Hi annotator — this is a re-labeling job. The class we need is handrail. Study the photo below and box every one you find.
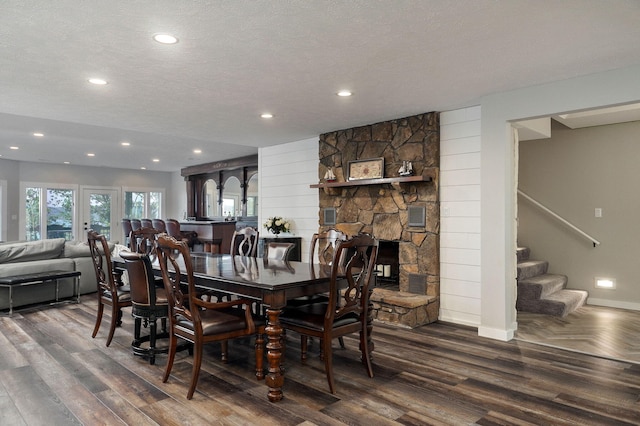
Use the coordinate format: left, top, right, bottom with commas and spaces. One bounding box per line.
518, 190, 600, 247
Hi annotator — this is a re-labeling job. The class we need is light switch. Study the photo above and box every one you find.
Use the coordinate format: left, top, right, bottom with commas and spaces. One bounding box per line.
595, 208, 602, 218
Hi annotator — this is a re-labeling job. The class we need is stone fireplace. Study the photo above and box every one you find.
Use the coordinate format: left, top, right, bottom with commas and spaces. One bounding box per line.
316, 112, 440, 327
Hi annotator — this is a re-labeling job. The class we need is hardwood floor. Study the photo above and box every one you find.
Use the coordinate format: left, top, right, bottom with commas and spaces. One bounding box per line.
1, 296, 639, 425
517, 305, 640, 365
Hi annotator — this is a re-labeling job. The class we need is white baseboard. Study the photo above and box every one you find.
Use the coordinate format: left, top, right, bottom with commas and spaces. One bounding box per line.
587, 298, 640, 311
478, 325, 515, 342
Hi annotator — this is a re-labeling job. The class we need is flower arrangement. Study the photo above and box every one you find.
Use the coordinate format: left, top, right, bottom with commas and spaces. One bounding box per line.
263, 216, 291, 235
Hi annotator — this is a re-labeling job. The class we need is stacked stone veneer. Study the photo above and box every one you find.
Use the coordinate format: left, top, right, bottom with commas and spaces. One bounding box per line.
318, 112, 440, 327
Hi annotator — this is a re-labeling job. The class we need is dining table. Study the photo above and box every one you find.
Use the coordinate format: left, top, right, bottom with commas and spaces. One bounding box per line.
116, 252, 338, 402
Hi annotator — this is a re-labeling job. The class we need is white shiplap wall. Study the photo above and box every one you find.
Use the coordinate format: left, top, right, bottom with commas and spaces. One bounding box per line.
258, 137, 319, 262
439, 106, 482, 326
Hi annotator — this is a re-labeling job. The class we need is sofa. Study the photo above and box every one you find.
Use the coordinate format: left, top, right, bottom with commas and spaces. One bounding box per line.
0, 238, 114, 311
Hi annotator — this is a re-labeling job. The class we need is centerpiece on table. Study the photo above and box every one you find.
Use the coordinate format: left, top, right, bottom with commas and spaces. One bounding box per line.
263, 216, 291, 237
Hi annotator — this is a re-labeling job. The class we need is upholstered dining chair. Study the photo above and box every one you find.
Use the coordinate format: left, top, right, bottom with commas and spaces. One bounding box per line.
266, 242, 295, 261
279, 233, 379, 394
122, 219, 133, 246
140, 218, 153, 228
155, 234, 265, 400
128, 226, 160, 255
230, 227, 259, 256
87, 230, 132, 347
151, 218, 166, 233
119, 251, 169, 365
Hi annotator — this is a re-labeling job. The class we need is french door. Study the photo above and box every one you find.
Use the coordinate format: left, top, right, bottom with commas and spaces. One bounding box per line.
80, 187, 120, 242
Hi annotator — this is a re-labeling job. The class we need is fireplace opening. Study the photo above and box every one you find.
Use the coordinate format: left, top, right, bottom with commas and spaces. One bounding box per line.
375, 240, 399, 290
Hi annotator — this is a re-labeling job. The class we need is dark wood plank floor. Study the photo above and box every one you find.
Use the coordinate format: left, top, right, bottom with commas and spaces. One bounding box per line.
1, 296, 639, 425
517, 305, 640, 365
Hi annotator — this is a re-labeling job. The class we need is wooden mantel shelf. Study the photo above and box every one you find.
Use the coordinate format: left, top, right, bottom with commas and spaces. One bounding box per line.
310, 175, 432, 189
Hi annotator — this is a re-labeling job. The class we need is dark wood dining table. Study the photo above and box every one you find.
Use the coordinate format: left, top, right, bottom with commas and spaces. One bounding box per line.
117, 252, 335, 402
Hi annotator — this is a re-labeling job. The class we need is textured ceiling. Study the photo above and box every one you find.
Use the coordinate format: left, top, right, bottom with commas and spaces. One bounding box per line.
1, 0, 640, 172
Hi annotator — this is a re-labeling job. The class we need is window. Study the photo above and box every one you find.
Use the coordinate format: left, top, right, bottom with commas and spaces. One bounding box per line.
124, 189, 163, 219
22, 184, 76, 241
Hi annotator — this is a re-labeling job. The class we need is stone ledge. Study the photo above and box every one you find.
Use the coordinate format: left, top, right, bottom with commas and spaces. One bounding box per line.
371, 288, 438, 328
371, 288, 436, 308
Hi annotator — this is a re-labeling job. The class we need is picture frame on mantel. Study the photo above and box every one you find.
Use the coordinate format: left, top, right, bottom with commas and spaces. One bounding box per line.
348, 157, 384, 180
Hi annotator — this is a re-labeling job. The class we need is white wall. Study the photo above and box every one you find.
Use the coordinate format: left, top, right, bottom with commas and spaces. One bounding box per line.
480, 63, 640, 341
439, 106, 481, 327
258, 137, 319, 262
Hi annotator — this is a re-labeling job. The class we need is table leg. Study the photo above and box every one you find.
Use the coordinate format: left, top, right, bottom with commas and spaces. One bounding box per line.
265, 307, 284, 402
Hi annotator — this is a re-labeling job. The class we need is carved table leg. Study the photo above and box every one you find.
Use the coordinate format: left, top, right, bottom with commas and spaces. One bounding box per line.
265, 307, 284, 402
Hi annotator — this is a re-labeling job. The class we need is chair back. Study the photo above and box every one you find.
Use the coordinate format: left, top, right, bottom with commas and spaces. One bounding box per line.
230, 227, 259, 256
310, 229, 348, 265
165, 219, 182, 239
122, 219, 133, 243
326, 234, 379, 328
152, 218, 166, 232
87, 230, 118, 296
266, 242, 294, 261
141, 218, 153, 228
130, 219, 142, 231
156, 234, 201, 327
129, 226, 160, 256
119, 251, 164, 308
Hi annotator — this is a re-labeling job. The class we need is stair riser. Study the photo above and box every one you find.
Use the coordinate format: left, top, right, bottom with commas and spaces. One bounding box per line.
517, 260, 548, 280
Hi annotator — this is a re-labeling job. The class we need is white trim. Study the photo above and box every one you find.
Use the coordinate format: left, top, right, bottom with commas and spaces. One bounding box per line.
478, 325, 515, 342
587, 298, 640, 312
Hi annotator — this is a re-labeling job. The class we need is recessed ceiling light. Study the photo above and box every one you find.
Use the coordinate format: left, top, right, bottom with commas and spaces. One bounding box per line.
63, 161, 70, 164
33, 132, 44, 137
193, 149, 202, 154
152, 158, 160, 162
261, 113, 274, 119
141, 167, 147, 170
337, 90, 352, 97
87, 153, 95, 157
88, 78, 108, 85
10, 146, 18, 150
153, 33, 178, 44
121, 141, 130, 146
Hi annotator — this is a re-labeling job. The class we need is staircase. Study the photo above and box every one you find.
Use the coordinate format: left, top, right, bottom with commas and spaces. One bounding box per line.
516, 247, 588, 317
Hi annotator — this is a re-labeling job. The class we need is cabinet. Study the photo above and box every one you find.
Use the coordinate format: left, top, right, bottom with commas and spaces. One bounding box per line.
258, 237, 302, 261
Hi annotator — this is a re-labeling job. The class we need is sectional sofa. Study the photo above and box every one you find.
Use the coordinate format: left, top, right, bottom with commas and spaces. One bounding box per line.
0, 238, 112, 312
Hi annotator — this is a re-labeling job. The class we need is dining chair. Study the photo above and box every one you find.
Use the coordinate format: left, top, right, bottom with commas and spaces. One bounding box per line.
151, 218, 167, 233
128, 226, 160, 255
156, 234, 265, 400
119, 251, 169, 365
279, 233, 379, 394
309, 228, 348, 267
230, 227, 259, 256
140, 218, 153, 228
122, 219, 132, 246
266, 242, 295, 261
87, 230, 132, 347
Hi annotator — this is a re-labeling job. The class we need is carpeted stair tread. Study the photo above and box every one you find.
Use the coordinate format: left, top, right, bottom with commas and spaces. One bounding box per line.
518, 274, 567, 299
516, 246, 588, 317
516, 247, 530, 262
517, 259, 548, 280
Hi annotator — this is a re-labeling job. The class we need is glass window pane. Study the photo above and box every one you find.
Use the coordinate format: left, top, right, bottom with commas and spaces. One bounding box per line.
149, 192, 161, 219
90, 193, 112, 240
25, 187, 41, 241
125, 191, 145, 218
47, 189, 74, 240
